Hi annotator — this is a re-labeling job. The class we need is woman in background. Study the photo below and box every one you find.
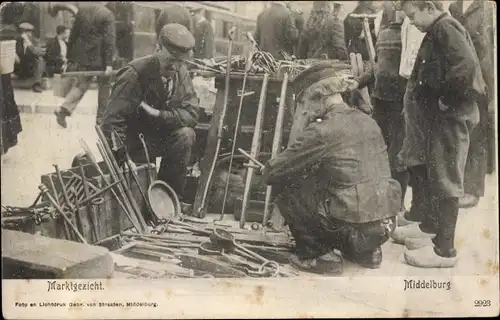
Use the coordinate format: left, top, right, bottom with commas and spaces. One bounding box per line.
1, 3, 24, 156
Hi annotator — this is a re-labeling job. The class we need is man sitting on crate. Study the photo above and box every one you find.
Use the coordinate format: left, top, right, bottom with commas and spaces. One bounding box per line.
14, 22, 46, 93
261, 62, 401, 275
100, 23, 199, 206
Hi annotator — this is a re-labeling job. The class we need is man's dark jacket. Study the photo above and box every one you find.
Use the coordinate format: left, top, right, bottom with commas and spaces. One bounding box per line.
67, 3, 116, 69
448, 0, 494, 97
254, 3, 299, 59
102, 54, 199, 147
155, 5, 192, 38
44, 36, 65, 75
263, 102, 401, 223
298, 15, 348, 60
193, 19, 215, 59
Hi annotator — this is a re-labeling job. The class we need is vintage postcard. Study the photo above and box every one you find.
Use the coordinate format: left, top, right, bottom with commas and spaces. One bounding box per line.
1, 1, 498, 318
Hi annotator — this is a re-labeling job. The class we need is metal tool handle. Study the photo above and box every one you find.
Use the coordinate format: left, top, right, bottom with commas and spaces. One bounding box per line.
238, 148, 265, 169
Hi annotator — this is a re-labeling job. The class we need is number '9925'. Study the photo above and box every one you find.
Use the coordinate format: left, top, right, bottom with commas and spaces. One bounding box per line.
474, 300, 491, 307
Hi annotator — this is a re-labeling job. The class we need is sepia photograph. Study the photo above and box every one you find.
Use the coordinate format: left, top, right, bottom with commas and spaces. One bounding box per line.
1, 1, 498, 318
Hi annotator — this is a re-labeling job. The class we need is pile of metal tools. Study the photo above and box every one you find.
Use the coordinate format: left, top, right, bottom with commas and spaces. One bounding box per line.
117, 219, 297, 278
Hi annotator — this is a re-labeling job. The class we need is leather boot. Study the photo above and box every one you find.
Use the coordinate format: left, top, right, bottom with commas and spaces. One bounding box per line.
289, 251, 343, 275
343, 247, 383, 269
54, 107, 70, 128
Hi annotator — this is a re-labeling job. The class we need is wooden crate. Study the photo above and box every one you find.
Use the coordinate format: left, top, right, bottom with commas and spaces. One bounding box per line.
39, 162, 156, 244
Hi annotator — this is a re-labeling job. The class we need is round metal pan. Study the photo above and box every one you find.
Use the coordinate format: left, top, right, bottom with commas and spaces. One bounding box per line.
147, 180, 181, 221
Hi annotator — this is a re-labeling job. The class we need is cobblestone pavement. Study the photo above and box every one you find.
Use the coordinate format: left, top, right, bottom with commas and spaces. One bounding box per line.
1, 113, 498, 279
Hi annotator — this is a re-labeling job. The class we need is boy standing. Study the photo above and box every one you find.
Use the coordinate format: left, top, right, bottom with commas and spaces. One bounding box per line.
392, 1, 486, 268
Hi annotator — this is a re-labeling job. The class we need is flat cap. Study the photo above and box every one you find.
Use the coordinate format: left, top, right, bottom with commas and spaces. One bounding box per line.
159, 23, 195, 58
293, 61, 353, 98
190, 7, 204, 14
18, 22, 35, 31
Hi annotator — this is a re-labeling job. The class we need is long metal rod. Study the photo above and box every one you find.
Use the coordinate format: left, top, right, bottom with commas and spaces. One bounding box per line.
238, 148, 265, 169
217, 70, 250, 222
78, 163, 99, 241
239, 73, 270, 228
54, 165, 77, 240
112, 131, 154, 218
262, 71, 290, 226
79, 138, 144, 233
38, 185, 87, 244
49, 174, 71, 240
95, 126, 148, 231
96, 140, 146, 233
196, 27, 237, 218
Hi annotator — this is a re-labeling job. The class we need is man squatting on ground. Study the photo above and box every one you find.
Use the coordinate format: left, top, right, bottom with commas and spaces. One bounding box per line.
391, 1, 486, 268
261, 62, 402, 275
100, 23, 199, 206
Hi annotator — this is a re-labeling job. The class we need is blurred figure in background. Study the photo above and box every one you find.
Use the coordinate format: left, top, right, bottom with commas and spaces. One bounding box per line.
44, 25, 69, 77
254, 1, 299, 59
1, 2, 24, 156
155, 3, 192, 43
344, 1, 385, 61
52, 2, 116, 128
297, 1, 348, 60
449, 0, 496, 208
354, 3, 409, 211
286, 1, 305, 57
13, 22, 46, 93
191, 7, 214, 59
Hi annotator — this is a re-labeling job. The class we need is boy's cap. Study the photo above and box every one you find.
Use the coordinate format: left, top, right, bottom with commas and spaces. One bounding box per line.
293, 61, 353, 98
159, 23, 195, 58
19, 22, 35, 31
190, 7, 203, 14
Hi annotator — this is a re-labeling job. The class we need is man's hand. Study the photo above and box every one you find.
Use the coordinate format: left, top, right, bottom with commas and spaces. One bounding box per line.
104, 66, 113, 76
345, 78, 360, 91
438, 98, 450, 112
33, 45, 46, 56
140, 101, 161, 117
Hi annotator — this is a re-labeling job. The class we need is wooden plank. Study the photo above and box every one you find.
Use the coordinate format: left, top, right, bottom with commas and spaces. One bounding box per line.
1, 230, 114, 279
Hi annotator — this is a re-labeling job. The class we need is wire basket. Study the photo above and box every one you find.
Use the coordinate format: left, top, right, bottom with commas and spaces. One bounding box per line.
0, 40, 16, 75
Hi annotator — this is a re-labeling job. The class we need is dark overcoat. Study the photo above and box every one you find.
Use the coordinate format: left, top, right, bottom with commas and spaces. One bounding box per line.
193, 19, 215, 59
263, 102, 401, 224
67, 3, 115, 69
298, 15, 348, 60
449, 0, 495, 101
254, 3, 299, 59
400, 13, 485, 198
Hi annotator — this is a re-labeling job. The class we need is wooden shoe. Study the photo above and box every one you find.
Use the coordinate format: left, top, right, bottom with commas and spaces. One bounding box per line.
391, 223, 435, 245
405, 237, 433, 250
397, 210, 419, 227
458, 194, 479, 208
404, 246, 457, 268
